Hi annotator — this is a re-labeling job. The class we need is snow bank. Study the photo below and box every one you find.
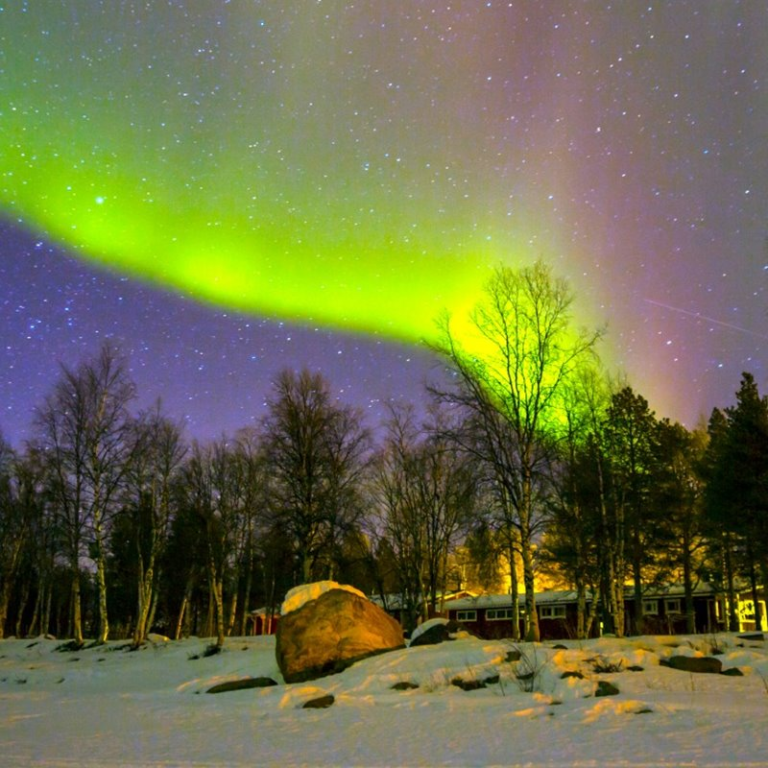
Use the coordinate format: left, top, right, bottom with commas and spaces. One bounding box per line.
2, 632, 767, 767
280, 580, 367, 616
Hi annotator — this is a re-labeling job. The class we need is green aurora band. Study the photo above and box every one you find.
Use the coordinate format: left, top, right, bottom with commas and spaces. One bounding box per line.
1, 3, 574, 351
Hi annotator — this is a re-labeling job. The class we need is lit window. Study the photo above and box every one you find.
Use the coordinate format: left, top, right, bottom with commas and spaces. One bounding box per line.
456, 610, 477, 622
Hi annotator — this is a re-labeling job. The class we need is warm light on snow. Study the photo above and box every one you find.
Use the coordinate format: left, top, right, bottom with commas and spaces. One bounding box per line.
280, 580, 367, 616
1, 633, 767, 766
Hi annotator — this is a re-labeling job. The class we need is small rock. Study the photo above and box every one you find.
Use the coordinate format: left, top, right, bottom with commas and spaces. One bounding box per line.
626, 665, 644, 672
560, 670, 584, 679
451, 677, 485, 691
483, 674, 500, 685
505, 649, 522, 662
206, 677, 278, 694
391, 681, 419, 690
595, 680, 620, 697
551, 644, 568, 650
303, 694, 335, 709
737, 632, 764, 641
720, 667, 744, 677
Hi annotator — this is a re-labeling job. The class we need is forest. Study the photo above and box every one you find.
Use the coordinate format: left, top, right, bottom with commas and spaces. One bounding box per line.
1, 262, 767, 647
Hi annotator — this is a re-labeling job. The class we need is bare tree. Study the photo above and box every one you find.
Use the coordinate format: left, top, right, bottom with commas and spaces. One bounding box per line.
36, 343, 136, 644
431, 262, 602, 640
125, 404, 186, 646
0, 432, 27, 638
262, 368, 371, 583
371, 404, 477, 630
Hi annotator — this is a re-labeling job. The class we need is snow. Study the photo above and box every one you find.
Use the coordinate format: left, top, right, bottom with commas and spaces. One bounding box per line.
280, 580, 367, 616
1, 632, 767, 766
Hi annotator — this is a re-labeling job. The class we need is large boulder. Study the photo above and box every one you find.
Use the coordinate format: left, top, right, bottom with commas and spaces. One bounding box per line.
276, 583, 405, 683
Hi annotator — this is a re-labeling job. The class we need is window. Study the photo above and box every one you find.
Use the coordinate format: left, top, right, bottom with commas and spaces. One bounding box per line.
486, 608, 515, 621
539, 605, 566, 619
665, 599, 682, 615
642, 600, 659, 615
456, 610, 477, 622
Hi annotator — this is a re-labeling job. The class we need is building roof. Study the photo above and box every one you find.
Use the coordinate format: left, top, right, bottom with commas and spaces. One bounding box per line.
447, 583, 724, 612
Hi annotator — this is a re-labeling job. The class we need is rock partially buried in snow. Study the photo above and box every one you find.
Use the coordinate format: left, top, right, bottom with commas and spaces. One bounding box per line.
276, 582, 405, 683
660, 655, 722, 674
409, 618, 466, 647
206, 677, 278, 694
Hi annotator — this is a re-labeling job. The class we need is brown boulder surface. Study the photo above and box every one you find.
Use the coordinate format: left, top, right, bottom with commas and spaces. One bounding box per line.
276, 588, 405, 683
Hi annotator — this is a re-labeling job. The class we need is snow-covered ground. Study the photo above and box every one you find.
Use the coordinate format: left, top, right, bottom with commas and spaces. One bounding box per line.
1, 631, 767, 767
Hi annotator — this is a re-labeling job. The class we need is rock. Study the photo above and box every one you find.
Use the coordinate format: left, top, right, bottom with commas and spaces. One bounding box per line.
626, 665, 645, 672
276, 585, 405, 683
660, 655, 722, 674
483, 674, 500, 685
451, 677, 486, 691
206, 677, 278, 694
720, 667, 744, 677
560, 670, 584, 679
303, 694, 335, 709
391, 681, 419, 690
551, 644, 568, 650
505, 649, 522, 662
595, 680, 620, 697
737, 632, 764, 641
409, 619, 464, 647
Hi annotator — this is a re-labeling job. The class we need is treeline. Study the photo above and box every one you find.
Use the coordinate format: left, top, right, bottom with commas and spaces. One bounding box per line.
1, 262, 766, 646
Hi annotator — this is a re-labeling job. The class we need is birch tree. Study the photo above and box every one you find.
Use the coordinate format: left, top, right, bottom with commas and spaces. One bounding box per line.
432, 261, 602, 641
125, 405, 186, 647
36, 343, 136, 644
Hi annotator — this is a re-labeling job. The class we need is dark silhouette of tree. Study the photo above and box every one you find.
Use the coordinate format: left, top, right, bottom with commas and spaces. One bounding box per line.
262, 368, 371, 583
604, 386, 660, 635
35, 343, 136, 645
653, 420, 708, 633
123, 405, 186, 646
704, 372, 768, 631
371, 404, 477, 630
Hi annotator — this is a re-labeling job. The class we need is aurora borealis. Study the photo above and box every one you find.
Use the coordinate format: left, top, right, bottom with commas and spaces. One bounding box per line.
1, 1, 767, 442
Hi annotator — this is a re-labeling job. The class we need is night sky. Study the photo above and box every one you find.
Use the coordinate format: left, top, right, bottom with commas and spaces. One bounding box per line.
1, 1, 767, 446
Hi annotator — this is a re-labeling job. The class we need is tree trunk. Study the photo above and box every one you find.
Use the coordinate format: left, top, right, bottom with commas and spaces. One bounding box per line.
683, 534, 695, 634
93, 520, 110, 643
631, 553, 644, 636
507, 537, 520, 641
133, 563, 154, 647
175, 574, 195, 640
520, 473, 539, 642
240, 548, 254, 637
226, 591, 238, 637
723, 535, 739, 632
211, 574, 226, 648
70, 560, 84, 646
0, 578, 11, 639
576, 581, 587, 640
15, 579, 30, 637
